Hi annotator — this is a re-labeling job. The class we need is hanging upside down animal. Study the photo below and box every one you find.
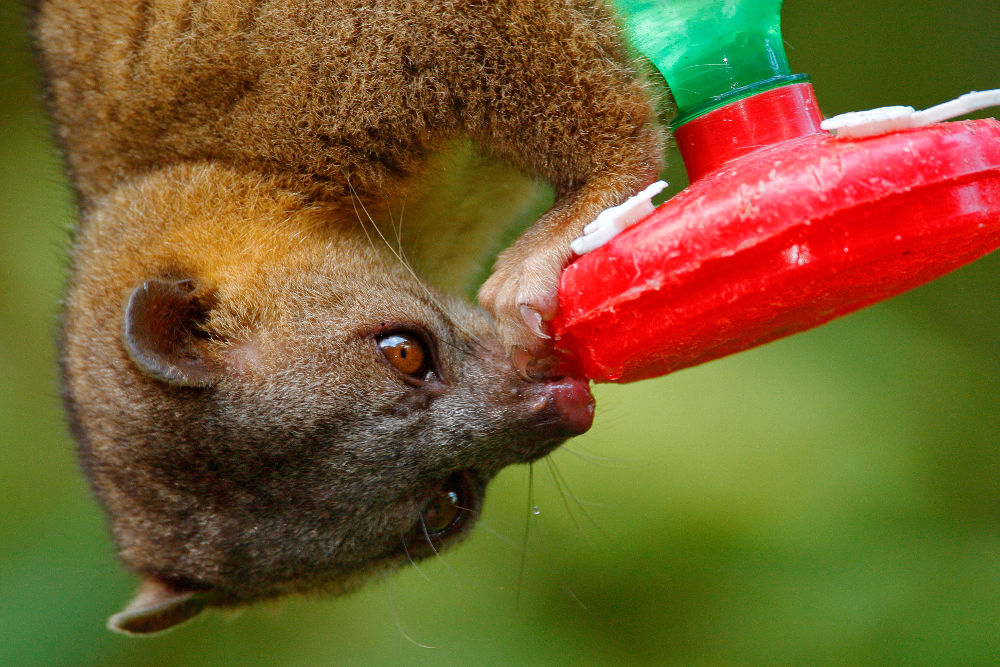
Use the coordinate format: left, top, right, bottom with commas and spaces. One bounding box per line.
33, 0, 664, 634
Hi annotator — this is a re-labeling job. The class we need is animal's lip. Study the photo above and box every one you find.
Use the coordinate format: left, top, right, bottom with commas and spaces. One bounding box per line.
400, 469, 481, 559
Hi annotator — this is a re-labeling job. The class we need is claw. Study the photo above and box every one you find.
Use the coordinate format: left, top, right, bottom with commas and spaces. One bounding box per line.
519, 304, 551, 339
511, 346, 538, 381
510, 345, 557, 382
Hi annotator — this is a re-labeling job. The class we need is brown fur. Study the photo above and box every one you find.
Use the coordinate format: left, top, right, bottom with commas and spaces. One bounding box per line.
34, 0, 664, 633
36, 0, 663, 354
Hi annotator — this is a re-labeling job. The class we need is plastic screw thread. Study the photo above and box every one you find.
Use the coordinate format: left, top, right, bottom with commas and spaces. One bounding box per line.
615, 0, 808, 126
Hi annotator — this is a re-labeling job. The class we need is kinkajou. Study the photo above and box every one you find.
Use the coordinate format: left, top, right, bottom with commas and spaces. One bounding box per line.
33, 0, 663, 634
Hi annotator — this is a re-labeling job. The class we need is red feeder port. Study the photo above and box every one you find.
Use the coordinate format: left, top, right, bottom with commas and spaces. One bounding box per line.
553, 92, 1000, 383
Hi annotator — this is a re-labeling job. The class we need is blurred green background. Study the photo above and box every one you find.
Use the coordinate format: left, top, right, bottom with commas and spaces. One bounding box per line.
2, 0, 998, 664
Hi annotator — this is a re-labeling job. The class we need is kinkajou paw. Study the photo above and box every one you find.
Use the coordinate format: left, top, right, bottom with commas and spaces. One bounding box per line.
481, 177, 667, 378
478, 249, 566, 378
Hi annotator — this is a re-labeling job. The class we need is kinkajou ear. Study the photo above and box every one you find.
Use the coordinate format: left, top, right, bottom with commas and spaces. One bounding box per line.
107, 577, 209, 636
123, 278, 220, 387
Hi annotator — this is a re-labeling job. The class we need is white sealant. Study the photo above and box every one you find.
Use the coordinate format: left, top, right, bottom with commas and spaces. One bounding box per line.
571, 180, 668, 255
821, 89, 1000, 139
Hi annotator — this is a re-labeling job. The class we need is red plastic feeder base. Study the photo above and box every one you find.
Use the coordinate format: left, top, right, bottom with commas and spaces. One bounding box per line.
554, 118, 1000, 383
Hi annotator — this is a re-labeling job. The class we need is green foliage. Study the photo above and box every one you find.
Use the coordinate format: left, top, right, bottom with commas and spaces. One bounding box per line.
2, 0, 997, 663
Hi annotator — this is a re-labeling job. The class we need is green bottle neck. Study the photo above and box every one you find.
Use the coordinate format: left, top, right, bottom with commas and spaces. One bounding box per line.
615, 0, 808, 127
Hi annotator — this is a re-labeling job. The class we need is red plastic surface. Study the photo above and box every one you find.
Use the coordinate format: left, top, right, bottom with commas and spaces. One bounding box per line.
554, 118, 1000, 383
674, 83, 824, 182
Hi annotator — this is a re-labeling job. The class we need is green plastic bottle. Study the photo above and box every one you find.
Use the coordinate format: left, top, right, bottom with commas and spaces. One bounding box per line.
615, 0, 808, 126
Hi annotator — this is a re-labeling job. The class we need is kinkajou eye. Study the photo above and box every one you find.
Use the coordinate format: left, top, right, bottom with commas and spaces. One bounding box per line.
421, 486, 462, 535
376, 330, 438, 382
404, 471, 478, 557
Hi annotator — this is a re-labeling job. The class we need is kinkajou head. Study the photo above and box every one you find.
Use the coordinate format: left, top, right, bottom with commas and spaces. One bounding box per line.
62, 165, 594, 634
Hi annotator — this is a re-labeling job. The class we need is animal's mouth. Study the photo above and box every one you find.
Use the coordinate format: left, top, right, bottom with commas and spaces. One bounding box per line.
401, 469, 481, 559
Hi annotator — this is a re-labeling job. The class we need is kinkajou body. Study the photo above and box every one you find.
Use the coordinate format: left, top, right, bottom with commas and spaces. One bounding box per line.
33, 0, 663, 633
